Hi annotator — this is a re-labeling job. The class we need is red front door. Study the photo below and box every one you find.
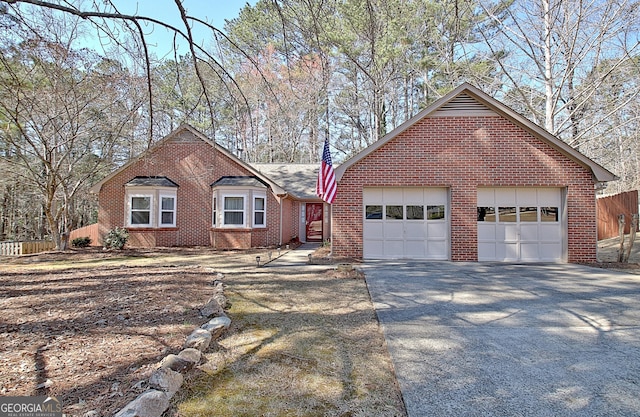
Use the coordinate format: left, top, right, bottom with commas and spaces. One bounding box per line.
306, 203, 323, 242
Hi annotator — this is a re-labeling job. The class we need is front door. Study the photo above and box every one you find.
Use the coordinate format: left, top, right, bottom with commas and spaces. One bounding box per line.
306, 203, 323, 242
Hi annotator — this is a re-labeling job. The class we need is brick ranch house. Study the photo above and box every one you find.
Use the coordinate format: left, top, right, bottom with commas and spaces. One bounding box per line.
91, 83, 616, 262
90, 124, 329, 249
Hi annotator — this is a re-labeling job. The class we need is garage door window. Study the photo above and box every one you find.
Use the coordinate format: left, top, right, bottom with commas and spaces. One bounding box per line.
541, 207, 559, 222
498, 207, 517, 222
386, 205, 403, 220
478, 206, 560, 223
519, 207, 537, 222
406, 205, 424, 220
368, 204, 446, 221
366, 205, 383, 219
477, 207, 496, 222
427, 205, 445, 220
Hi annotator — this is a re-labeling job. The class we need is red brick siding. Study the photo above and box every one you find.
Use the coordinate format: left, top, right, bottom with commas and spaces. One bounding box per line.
333, 116, 597, 262
97, 130, 287, 248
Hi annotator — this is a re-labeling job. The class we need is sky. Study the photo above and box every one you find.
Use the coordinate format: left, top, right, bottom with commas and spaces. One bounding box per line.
100, 0, 256, 58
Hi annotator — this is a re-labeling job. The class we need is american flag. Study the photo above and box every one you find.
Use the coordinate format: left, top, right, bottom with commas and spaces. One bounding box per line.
316, 138, 337, 204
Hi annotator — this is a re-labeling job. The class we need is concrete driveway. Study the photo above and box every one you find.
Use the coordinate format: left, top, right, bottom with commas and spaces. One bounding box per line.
364, 262, 640, 417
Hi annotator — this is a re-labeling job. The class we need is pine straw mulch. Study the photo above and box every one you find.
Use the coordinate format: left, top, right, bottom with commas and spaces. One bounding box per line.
0, 248, 234, 417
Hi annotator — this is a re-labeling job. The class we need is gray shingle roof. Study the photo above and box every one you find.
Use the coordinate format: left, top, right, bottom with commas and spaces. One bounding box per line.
125, 176, 179, 187
252, 164, 320, 200
211, 176, 268, 188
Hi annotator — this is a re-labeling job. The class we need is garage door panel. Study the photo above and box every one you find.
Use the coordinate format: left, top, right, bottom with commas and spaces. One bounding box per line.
364, 240, 384, 258
520, 243, 540, 261
495, 188, 516, 205
428, 222, 447, 239
520, 224, 539, 241
428, 241, 448, 258
405, 223, 427, 239
478, 224, 496, 240
478, 242, 496, 261
385, 222, 404, 239
539, 224, 562, 241
364, 222, 383, 238
363, 188, 383, 204
537, 188, 561, 205
405, 241, 426, 258
384, 240, 404, 258
540, 243, 562, 260
497, 242, 519, 261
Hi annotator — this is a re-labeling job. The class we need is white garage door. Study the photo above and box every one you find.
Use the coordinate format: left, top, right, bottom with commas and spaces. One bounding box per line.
477, 188, 564, 262
363, 188, 449, 259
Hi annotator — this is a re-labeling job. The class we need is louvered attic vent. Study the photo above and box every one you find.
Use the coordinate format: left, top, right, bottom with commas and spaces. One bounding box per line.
433, 93, 496, 117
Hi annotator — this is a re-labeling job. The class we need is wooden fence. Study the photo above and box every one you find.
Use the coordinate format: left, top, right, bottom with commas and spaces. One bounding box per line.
597, 190, 639, 240
69, 223, 101, 246
0, 240, 56, 256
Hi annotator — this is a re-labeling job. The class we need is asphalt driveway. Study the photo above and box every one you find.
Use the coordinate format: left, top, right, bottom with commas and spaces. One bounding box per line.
364, 262, 640, 417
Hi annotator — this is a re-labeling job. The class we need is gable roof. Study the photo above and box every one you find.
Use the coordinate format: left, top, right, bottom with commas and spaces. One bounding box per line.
334, 83, 617, 183
89, 124, 286, 196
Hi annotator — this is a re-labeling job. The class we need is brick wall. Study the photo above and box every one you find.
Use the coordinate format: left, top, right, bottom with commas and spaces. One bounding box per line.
97, 129, 290, 248
333, 115, 597, 262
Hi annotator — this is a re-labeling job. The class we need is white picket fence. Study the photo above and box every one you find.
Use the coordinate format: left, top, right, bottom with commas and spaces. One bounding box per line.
0, 240, 56, 256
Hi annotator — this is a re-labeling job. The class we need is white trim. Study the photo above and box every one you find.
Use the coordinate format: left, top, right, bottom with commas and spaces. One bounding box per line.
128, 194, 153, 227
159, 193, 177, 227
253, 192, 267, 228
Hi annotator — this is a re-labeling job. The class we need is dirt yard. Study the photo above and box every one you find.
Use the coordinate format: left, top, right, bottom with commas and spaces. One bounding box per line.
0, 248, 257, 416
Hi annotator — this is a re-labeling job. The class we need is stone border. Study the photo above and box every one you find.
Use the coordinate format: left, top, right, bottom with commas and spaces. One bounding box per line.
113, 272, 230, 417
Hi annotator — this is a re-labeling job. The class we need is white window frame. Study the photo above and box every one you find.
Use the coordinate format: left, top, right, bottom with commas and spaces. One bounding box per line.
159, 193, 177, 227
222, 194, 247, 228
128, 194, 153, 227
126, 187, 177, 228
253, 193, 266, 228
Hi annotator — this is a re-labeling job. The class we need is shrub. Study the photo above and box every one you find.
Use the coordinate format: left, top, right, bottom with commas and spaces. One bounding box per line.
71, 236, 92, 248
103, 227, 129, 250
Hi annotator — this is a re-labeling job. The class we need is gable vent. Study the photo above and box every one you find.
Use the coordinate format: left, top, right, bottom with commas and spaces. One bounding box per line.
432, 93, 497, 117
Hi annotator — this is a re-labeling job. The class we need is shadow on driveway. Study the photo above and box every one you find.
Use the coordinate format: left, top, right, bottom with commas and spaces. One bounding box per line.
364, 262, 640, 417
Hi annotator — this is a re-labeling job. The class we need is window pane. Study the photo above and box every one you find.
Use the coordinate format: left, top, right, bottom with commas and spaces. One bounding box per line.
519, 207, 538, 222
225, 197, 244, 210
406, 205, 424, 220
255, 197, 265, 211
161, 197, 174, 210
132, 197, 150, 210
131, 211, 150, 225
161, 212, 174, 225
386, 205, 403, 220
477, 207, 496, 222
427, 205, 445, 220
365, 205, 382, 219
254, 212, 264, 225
224, 211, 244, 225
498, 207, 517, 222
541, 207, 559, 222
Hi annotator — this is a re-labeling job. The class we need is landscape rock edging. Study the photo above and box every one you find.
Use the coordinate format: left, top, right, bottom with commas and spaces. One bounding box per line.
112, 271, 230, 417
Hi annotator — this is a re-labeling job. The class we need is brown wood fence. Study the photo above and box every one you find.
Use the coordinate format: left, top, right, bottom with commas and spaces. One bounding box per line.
0, 240, 56, 256
69, 223, 101, 246
597, 190, 639, 240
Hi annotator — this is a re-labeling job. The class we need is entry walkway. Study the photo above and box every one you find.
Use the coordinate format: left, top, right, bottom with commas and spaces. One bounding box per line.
264, 242, 321, 267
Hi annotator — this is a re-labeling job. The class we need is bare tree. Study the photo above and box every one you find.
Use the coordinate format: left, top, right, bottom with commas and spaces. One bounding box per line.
479, 0, 640, 144
0, 9, 145, 249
